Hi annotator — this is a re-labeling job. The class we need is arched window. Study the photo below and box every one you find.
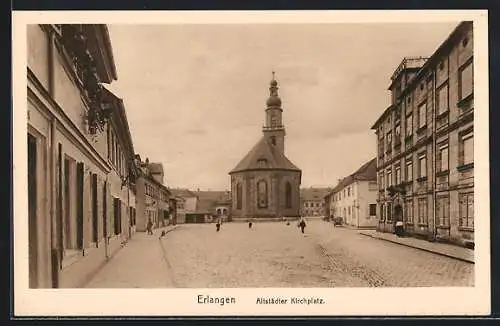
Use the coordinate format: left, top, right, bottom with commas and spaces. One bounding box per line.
257, 179, 268, 208
236, 183, 242, 210
285, 181, 292, 208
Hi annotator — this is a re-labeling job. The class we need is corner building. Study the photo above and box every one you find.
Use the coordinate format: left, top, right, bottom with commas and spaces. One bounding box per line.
371, 21, 474, 247
229, 74, 302, 220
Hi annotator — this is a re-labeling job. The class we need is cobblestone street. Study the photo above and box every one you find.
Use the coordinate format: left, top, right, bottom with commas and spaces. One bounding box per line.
159, 220, 474, 288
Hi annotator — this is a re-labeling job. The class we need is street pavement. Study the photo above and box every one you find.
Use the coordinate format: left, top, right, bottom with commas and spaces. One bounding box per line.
161, 220, 474, 288
84, 220, 474, 288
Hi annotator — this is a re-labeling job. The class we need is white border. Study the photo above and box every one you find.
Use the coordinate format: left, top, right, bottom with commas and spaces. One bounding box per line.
12, 10, 490, 316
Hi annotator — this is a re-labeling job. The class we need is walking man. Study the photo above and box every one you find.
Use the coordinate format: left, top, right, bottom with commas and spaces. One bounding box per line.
298, 217, 306, 234
147, 217, 153, 235
216, 218, 221, 232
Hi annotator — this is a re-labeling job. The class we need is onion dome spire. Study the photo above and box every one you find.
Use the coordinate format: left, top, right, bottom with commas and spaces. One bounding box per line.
266, 71, 282, 107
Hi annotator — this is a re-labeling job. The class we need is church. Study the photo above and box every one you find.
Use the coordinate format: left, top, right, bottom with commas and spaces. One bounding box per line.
229, 73, 302, 220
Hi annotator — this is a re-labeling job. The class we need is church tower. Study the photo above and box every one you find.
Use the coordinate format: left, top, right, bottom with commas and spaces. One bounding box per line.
263, 72, 286, 154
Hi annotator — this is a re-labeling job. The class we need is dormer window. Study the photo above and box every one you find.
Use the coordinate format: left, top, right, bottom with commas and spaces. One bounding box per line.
257, 158, 268, 168
462, 37, 469, 47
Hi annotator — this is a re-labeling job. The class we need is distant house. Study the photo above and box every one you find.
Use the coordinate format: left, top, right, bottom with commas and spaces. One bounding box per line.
170, 188, 197, 224
300, 187, 332, 217
192, 190, 232, 222
325, 158, 378, 229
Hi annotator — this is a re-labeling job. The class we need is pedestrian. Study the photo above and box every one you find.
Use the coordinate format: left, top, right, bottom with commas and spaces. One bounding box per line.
299, 218, 306, 234
248, 221, 253, 228
158, 230, 166, 240
147, 218, 153, 235
216, 218, 221, 232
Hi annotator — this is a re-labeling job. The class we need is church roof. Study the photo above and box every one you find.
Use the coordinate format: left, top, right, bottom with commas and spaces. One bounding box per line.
229, 137, 301, 174
300, 187, 332, 201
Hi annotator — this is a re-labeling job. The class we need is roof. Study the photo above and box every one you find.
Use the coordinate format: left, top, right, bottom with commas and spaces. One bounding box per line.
148, 162, 164, 175
101, 87, 135, 160
371, 21, 472, 129
327, 158, 377, 197
193, 190, 232, 214
170, 188, 198, 198
300, 188, 332, 201
229, 137, 301, 174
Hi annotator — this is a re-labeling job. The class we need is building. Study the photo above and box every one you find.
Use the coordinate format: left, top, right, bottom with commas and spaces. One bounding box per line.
300, 187, 331, 217
170, 188, 198, 224
134, 156, 172, 231
229, 73, 302, 220
371, 21, 474, 247
192, 190, 232, 222
27, 24, 140, 288
325, 159, 378, 228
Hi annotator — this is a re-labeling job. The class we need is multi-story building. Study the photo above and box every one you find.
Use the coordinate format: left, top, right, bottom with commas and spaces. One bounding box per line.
27, 24, 139, 288
300, 187, 331, 217
371, 21, 474, 248
325, 159, 378, 228
134, 156, 172, 231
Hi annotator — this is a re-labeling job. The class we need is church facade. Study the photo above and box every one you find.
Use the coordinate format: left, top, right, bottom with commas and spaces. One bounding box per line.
229, 74, 302, 220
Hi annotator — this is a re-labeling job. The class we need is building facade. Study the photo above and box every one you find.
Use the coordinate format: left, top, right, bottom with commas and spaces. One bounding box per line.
134, 156, 172, 231
229, 74, 302, 220
371, 21, 474, 247
27, 24, 139, 288
326, 159, 378, 229
300, 188, 331, 217
171, 188, 198, 224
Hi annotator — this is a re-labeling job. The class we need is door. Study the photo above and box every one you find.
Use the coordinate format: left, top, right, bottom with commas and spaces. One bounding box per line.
28, 133, 38, 288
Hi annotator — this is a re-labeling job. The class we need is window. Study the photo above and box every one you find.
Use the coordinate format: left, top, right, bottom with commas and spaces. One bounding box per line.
347, 187, 351, 196
459, 131, 474, 166
418, 102, 427, 128
406, 160, 413, 181
369, 204, 376, 216
257, 180, 268, 208
436, 196, 450, 227
418, 153, 427, 179
417, 197, 428, 225
379, 172, 385, 190
386, 169, 392, 187
348, 206, 351, 215
386, 203, 392, 222
379, 204, 385, 221
395, 124, 401, 144
405, 200, 414, 224
386, 131, 392, 150
437, 84, 449, 115
459, 193, 474, 228
285, 182, 292, 209
257, 158, 268, 168
406, 114, 413, 136
395, 165, 401, 185
437, 144, 449, 172
459, 62, 473, 100
271, 136, 276, 146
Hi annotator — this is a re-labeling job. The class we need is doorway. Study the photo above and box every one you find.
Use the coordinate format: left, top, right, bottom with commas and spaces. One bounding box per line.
28, 133, 38, 288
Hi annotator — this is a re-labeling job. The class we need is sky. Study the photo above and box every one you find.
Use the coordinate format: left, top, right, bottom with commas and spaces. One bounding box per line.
105, 22, 459, 191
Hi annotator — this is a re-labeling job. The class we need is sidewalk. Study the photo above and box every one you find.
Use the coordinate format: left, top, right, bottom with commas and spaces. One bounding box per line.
358, 229, 474, 264
83, 225, 179, 288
